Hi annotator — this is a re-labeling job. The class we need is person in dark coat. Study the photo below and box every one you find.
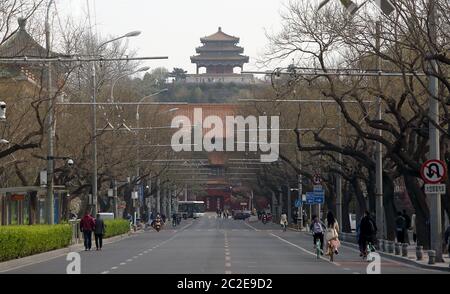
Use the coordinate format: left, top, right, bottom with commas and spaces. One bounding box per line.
402, 210, 411, 244
80, 212, 95, 251
445, 225, 450, 258
358, 211, 377, 256
94, 214, 106, 250
395, 211, 406, 243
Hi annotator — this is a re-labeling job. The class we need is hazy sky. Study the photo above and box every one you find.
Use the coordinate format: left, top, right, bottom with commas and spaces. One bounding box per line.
57, 0, 289, 74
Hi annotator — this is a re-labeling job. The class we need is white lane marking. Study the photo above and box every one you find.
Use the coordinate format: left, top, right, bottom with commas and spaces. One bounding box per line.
225, 256, 231, 261
225, 263, 231, 267
353, 272, 360, 274
139, 253, 143, 256
225, 252, 230, 256
270, 233, 341, 267
244, 222, 260, 231
225, 270, 232, 274
120, 262, 126, 265
101, 271, 109, 274
144, 251, 148, 253
111, 266, 118, 270
133, 256, 138, 259
344, 268, 350, 271
127, 259, 133, 262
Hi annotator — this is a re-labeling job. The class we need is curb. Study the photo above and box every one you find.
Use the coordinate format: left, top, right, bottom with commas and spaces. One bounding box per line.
339, 240, 450, 273
0, 231, 134, 273
290, 230, 450, 272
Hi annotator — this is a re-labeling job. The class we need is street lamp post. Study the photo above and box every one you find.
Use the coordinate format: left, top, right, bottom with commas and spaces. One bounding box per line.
91, 31, 141, 215
135, 88, 171, 178
110, 66, 150, 102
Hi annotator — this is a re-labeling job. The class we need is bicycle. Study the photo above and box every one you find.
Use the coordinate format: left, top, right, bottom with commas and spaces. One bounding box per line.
281, 222, 287, 232
172, 219, 177, 228
362, 242, 376, 261
314, 238, 322, 259
327, 241, 334, 262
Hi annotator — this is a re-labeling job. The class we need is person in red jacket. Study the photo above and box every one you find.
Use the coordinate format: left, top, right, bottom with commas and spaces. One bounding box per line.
80, 212, 95, 251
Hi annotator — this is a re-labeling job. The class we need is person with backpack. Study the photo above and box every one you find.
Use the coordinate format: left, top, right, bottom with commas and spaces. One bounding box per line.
310, 215, 326, 255
358, 211, 377, 257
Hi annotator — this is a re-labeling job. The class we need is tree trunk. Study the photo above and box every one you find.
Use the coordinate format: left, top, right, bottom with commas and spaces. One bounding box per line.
351, 175, 366, 222
404, 174, 430, 249
342, 181, 352, 233
383, 173, 397, 241
28, 191, 38, 225
366, 169, 376, 215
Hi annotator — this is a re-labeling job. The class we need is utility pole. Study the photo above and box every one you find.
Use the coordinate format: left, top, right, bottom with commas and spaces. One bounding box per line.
287, 182, 291, 224
298, 173, 303, 230
156, 177, 161, 214
336, 111, 343, 230
428, 0, 443, 262
45, 1, 54, 225
113, 179, 118, 218
375, 20, 385, 240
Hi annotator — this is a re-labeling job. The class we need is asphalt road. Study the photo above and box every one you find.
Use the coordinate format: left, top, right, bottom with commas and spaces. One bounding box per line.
3, 213, 447, 274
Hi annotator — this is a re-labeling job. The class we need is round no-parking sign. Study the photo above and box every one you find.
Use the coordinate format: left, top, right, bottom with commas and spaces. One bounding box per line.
420, 159, 447, 184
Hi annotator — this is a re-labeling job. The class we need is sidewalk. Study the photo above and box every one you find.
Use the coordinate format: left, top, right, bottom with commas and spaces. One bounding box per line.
0, 229, 138, 273
287, 226, 449, 272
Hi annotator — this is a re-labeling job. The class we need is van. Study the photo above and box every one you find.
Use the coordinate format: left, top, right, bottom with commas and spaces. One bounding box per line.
97, 212, 114, 220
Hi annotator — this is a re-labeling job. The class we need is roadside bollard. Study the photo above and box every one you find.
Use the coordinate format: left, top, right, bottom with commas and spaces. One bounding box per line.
387, 241, 394, 253
395, 243, 401, 255
381, 240, 386, 252
378, 239, 383, 251
416, 246, 423, 260
401, 243, 408, 257
428, 250, 436, 265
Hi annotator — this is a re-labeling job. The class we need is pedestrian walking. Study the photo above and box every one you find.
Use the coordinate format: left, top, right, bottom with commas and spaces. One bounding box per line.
395, 211, 406, 243
445, 224, 450, 258
402, 209, 411, 244
280, 212, 288, 231
411, 213, 417, 243
94, 214, 106, 251
80, 211, 95, 251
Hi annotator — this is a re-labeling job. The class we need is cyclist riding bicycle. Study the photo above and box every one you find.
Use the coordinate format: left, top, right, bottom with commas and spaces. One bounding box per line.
310, 215, 326, 255
358, 210, 377, 258
280, 212, 288, 232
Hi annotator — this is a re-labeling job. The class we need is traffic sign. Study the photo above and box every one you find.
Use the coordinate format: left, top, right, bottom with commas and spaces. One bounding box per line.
295, 198, 302, 207
313, 185, 323, 192
306, 192, 315, 204
420, 160, 447, 184
424, 184, 446, 194
306, 191, 324, 204
313, 174, 322, 185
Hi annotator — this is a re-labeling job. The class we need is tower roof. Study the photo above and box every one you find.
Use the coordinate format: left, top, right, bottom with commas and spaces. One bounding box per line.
0, 18, 50, 58
200, 27, 239, 43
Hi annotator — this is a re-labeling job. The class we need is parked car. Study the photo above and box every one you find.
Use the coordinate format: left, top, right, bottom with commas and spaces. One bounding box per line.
233, 210, 250, 220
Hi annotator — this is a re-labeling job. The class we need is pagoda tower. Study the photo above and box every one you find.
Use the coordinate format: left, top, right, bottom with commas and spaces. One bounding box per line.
190, 27, 249, 75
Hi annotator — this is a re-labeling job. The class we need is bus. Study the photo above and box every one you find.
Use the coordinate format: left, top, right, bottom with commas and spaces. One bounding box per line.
178, 201, 205, 219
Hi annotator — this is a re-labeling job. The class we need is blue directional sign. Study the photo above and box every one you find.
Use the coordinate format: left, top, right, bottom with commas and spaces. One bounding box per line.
313, 185, 324, 192
306, 191, 324, 204
295, 198, 302, 207
306, 192, 315, 204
